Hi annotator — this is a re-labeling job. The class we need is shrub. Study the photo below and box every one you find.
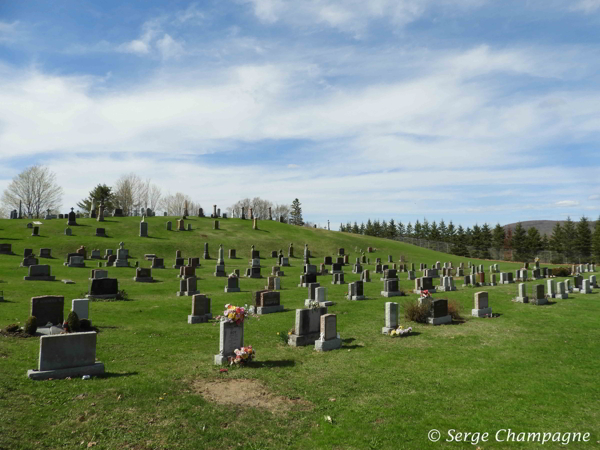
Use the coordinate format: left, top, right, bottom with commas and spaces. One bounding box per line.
404, 300, 429, 323
4, 323, 20, 333
79, 319, 92, 331
448, 300, 462, 320
116, 289, 129, 301
66, 311, 80, 333
552, 267, 571, 277
24, 316, 37, 335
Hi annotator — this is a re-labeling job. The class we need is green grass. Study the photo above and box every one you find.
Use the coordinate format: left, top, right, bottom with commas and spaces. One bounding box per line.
0, 216, 598, 450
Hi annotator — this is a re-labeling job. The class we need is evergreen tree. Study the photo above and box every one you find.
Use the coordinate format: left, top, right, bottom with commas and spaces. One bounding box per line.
406, 222, 413, 237
504, 228, 513, 250
373, 219, 382, 237
414, 220, 422, 238
290, 199, 304, 226
549, 223, 563, 254
526, 227, 542, 259
429, 221, 440, 241
480, 223, 492, 259
380, 220, 388, 238
339, 223, 345, 232
359, 222, 366, 235
77, 184, 115, 214
464, 227, 473, 247
491, 223, 506, 252
562, 217, 577, 262
422, 218, 430, 239
352, 222, 360, 234
592, 216, 600, 262
451, 225, 469, 256
447, 221, 456, 243
397, 221, 405, 237
541, 234, 549, 251
388, 219, 397, 239
439, 219, 448, 241
575, 216, 592, 261
471, 224, 482, 257
346, 221, 352, 233
511, 223, 527, 261
365, 219, 374, 236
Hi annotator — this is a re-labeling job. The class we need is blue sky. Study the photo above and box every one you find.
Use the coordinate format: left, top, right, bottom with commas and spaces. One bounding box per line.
1, 0, 600, 228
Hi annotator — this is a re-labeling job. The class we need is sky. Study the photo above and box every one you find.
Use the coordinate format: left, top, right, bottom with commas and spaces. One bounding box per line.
1, 0, 600, 229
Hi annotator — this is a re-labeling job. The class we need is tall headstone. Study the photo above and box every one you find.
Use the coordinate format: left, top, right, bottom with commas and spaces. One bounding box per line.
381, 302, 398, 334
315, 314, 342, 352
472, 291, 492, 317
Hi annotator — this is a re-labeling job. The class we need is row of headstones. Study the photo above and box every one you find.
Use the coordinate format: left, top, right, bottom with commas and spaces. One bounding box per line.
515, 277, 597, 303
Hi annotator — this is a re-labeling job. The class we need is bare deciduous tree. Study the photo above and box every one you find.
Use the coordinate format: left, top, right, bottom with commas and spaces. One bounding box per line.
160, 192, 199, 216
1, 165, 63, 218
113, 173, 147, 215
148, 183, 162, 211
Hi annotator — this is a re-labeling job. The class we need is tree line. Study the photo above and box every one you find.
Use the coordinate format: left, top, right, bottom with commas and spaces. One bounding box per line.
340, 217, 600, 263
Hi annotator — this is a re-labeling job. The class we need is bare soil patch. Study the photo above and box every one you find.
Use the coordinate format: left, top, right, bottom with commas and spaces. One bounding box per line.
193, 378, 312, 413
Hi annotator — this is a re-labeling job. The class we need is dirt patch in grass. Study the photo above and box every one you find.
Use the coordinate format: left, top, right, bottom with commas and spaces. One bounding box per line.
0, 330, 36, 339
193, 378, 312, 413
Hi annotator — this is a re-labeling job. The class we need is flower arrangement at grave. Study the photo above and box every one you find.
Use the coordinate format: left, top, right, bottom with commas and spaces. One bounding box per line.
307, 299, 320, 310
420, 290, 432, 299
230, 346, 255, 365
216, 304, 248, 325
389, 325, 413, 337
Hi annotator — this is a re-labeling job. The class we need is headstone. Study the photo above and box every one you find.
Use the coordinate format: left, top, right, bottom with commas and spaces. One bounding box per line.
95, 228, 106, 237
580, 279, 592, 294
472, 291, 492, 317
361, 269, 371, 282
556, 281, 568, 299
427, 299, 452, 325
288, 243, 294, 258
133, 267, 153, 282
177, 276, 199, 296
32, 226, 40, 237
87, 278, 119, 299
177, 219, 185, 231
113, 208, 124, 217
253, 290, 283, 314
214, 321, 244, 365
214, 220, 219, 230
67, 208, 77, 226
331, 273, 345, 285
72, 299, 89, 321
139, 221, 148, 237
315, 314, 342, 352
31, 295, 63, 325
27, 332, 104, 380
24, 264, 55, 281
381, 278, 402, 297
65, 228, 72, 236
224, 274, 241, 293
203, 243, 210, 259
381, 302, 398, 334
188, 294, 212, 324
515, 283, 529, 303
348, 280, 365, 301
532, 284, 548, 304
20, 255, 39, 267
229, 249, 236, 259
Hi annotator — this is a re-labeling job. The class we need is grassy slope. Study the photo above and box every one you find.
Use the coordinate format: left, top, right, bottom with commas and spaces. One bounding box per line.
0, 216, 598, 450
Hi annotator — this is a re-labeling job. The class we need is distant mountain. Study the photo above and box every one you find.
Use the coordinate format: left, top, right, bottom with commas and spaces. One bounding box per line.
503, 220, 596, 236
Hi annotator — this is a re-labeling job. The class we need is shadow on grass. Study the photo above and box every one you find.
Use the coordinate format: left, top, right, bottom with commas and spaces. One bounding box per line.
145, 236, 166, 240
251, 360, 295, 369
100, 371, 138, 379
0, 237, 23, 241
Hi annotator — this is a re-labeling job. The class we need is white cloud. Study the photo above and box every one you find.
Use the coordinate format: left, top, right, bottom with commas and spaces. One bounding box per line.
589, 194, 600, 200
156, 34, 185, 60
571, 0, 600, 13
175, 3, 205, 24
0, 21, 20, 44
116, 19, 160, 55
555, 200, 580, 207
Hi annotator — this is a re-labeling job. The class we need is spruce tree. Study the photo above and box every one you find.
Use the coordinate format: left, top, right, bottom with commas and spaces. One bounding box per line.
359, 222, 366, 235
526, 227, 542, 260
575, 216, 592, 261
511, 223, 527, 261
352, 222, 360, 234
491, 223, 506, 252
388, 219, 397, 239
562, 217, 577, 262
290, 199, 304, 226
591, 216, 600, 262
549, 223, 563, 254
439, 219, 448, 241
397, 221, 405, 237
406, 222, 413, 237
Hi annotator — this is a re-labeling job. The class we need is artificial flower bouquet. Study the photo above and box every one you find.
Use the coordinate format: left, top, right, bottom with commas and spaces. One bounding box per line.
216, 304, 248, 325
389, 326, 413, 337
230, 346, 255, 365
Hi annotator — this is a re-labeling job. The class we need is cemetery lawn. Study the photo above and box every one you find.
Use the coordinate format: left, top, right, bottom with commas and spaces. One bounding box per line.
0, 217, 599, 450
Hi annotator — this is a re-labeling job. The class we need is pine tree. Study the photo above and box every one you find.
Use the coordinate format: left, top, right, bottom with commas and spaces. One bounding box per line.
388, 219, 397, 239
380, 220, 388, 238
290, 199, 304, 226
592, 216, 600, 262
480, 223, 492, 259
346, 221, 352, 233
541, 234, 549, 251
414, 220, 422, 238
504, 228, 513, 250
359, 222, 366, 235
422, 218, 430, 239
352, 222, 360, 234
339, 223, 345, 232
562, 217, 577, 262
512, 223, 527, 261
397, 221, 405, 237
575, 216, 592, 261
491, 223, 505, 252
549, 223, 563, 253
373, 220, 382, 237
365, 219, 374, 236
429, 221, 440, 241
439, 219, 448, 241
77, 184, 115, 214
451, 225, 469, 256
406, 222, 413, 237
526, 227, 542, 260
447, 221, 456, 243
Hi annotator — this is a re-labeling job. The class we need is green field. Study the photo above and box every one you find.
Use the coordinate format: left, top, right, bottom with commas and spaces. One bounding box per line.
0, 216, 598, 450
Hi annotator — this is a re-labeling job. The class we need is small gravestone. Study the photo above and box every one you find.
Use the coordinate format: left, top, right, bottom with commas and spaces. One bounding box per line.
65, 228, 72, 236
203, 243, 210, 260
64, 255, 85, 268
532, 284, 547, 304
288, 306, 328, 346
547, 279, 557, 298
179, 266, 196, 279
89, 269, 107, 280
32, 226, 40, 237
214, 321, 244, 365
166, 221, 172, 231
229, 249, 236, 259
151, 257, 165, 269
106, 254, 116, 267
280, 257, 290, 267
72, 299, 90, 322
113, 208, 124, 217
188, 294, 212, 324
515, 283, 529, 303
214, 220, 219, 230
381, 302, 398, 334
24, 265, 55, 281
31, 295, 64, 325
472, 291, 492, 317
95, 228, 106, 237
140, 221, 148, 237
87, 278, 119, 299
427, 299, 452, 325
27, 332, 104, 380
225, 273, 241, 293
187, 224, 192, 231
361, 269, 371, 283
381, 278, 402, 297
331, 273, 345, 285
556, 281, 568, 299
115, 243, 129, 267
315, 314, 342, 352
66, 208, 77, 226
20, 255, 38, 267
90, 249, 101, 259
580, 279, 592, 294
252, 290, 283, 314
133, 267, 153, 282
348, 280, 365, 301
177, 277, 199, 296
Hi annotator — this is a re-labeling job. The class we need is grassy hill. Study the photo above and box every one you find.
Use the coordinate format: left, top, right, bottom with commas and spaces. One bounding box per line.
0, 216, 599, 450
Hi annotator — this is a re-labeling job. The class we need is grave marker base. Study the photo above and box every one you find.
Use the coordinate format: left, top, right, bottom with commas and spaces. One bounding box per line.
23, 276, 55, 281
348, 295, 366, 301
224, 287, 241, 293
27, 362, 105, 380
188, 314, 212, 324
304, 299, 334, 307
133, 277, 153, 282
427, 315, 452, 325
515, 296, 529, 303
381, 291, 403, 298
288, 332, 320, 347
177, 290, 200, 297
471, 307, 492, 317
314, 337, 342, 352
253, 305, 284, 315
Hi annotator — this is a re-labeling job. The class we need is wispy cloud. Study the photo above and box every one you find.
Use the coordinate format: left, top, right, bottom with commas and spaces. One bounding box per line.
570, 0, 600, 13
0, 20, 20, 44
555, 200, 580, 207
